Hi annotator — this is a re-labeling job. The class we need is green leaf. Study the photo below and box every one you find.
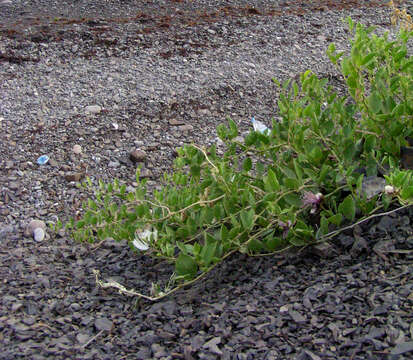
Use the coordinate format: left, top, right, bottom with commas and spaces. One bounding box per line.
400, 186, 413, 201
264, 235, 282, 251
240, 209, 255, 231
361, 52, 376, 66
220, 224, 229, 242
283, 193, 302, 207
228, 118, 238, 139
368, 91, 382, 114
284, 178, 300, 190
264, 169, 280, 192
175, 254, 198, 279
200, 234, 217, 267
243, 157, 252, 172
247, 239, 265, 253
338, 195, 356, 221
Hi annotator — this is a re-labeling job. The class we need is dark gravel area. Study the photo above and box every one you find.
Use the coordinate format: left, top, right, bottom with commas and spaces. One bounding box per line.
1, 0, 413, 359
1, 208, 413, 359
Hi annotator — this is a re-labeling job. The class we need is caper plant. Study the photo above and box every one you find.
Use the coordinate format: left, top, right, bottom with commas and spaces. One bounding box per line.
64, 18, 413, 300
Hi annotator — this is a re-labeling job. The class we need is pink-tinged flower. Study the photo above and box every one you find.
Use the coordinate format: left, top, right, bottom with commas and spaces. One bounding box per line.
301, 192, 323, 214
278, 220, 293, 239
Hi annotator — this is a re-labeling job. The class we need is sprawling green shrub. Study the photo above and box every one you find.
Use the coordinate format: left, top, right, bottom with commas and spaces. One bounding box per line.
63, 18, 413, 300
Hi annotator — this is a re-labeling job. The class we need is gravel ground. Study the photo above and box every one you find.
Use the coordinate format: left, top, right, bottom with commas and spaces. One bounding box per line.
1, 0, 413, 359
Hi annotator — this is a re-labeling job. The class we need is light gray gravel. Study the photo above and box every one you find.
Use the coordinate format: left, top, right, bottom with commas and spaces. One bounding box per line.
0, 1, 399, 231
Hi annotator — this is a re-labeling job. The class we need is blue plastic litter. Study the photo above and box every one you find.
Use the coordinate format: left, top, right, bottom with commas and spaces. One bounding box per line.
37, 155, 50, 165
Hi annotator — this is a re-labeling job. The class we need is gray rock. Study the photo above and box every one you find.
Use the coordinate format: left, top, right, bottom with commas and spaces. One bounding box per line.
202, 336, 222, 355
94, 317, 113, 332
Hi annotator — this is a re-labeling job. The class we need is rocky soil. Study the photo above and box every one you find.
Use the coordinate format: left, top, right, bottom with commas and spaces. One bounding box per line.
1, 0, 413, 359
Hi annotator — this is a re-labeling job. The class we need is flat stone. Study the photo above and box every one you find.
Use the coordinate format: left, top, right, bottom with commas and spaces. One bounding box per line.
168, 118, 185, 126
85, 105, 102, 115
202, 336, 222, 355
76, 333, 90, 344
178, 124, 194, 132
0, 225, 14, 240
95, 317, 113, 332
64, 172, 84, 182
391, 341, 413, 355
310, 243, 335, 258
288, 309, 307, 324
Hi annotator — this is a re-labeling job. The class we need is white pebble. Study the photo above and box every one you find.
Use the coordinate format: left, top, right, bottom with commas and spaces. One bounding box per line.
85, 105, 102, 115
33, 227, 45, 242
72, 144, 82, 154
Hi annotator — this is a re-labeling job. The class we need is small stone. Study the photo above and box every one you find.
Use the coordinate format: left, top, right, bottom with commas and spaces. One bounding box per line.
168, 118, 185, 126
24, 220, 46, 237
5, 160, 14, 169
391, 341, 413, 355
48, 158, 58, 167
64, 172, 84, 182
361, 176, 386, 199
279, 305, 289, 314
8, 181, 19, 190
72, 145, 82, 154
0, 225, 14, 240
310, 243, 335, 258
108, 161, 120, 168
76, 333, 90, 344
94, 317, 113, 332
178, 124, 194, 132
12, 302, 23, 312
202, 337, 222, 355
146, 143, 160, 151
129, 149, 147, 163
33, 228, 45, 242
85, 105, 102, 115
289, 309, 307, 324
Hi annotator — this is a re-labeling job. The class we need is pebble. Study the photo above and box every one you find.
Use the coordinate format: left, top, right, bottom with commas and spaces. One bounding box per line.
178, 124, 194, 132
72, 144, 82, 154
24, 219, 46, 237
168, 118, 185, 126
33, 228, 45, 242
129, 149, 147, 163
94, 317, 113, 332
0, 225, 14, 240
64, 172, 85, 182
76, 333, 90, 344
139, 168, 153, 178
108, 161, 120, 168
85, 105, 102, 115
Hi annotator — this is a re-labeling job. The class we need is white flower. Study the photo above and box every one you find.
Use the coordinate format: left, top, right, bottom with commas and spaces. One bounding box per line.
133, 228, 158, 251
251, 117, 270, 134
384, 185, 395, 195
